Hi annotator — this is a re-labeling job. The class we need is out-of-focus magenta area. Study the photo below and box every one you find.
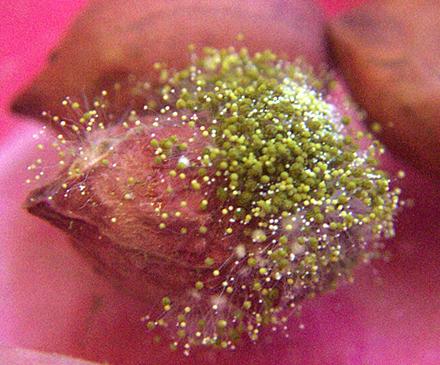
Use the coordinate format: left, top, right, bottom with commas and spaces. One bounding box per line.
0, 0, 361, 144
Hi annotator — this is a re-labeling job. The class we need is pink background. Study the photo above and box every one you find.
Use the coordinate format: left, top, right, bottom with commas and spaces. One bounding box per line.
0, 1, 439, 365
0, 0, 365, 144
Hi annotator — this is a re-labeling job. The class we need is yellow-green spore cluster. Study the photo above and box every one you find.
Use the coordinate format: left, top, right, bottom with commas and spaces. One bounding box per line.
163, 48, 398, 238
145, 47, 400, 352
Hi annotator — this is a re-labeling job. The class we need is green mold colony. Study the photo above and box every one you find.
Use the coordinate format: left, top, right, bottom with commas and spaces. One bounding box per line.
143, 47, 400, 352
29, 47, 401, 354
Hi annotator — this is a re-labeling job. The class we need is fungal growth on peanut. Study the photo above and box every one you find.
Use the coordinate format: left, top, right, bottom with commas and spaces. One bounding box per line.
26, 47, 400, 354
